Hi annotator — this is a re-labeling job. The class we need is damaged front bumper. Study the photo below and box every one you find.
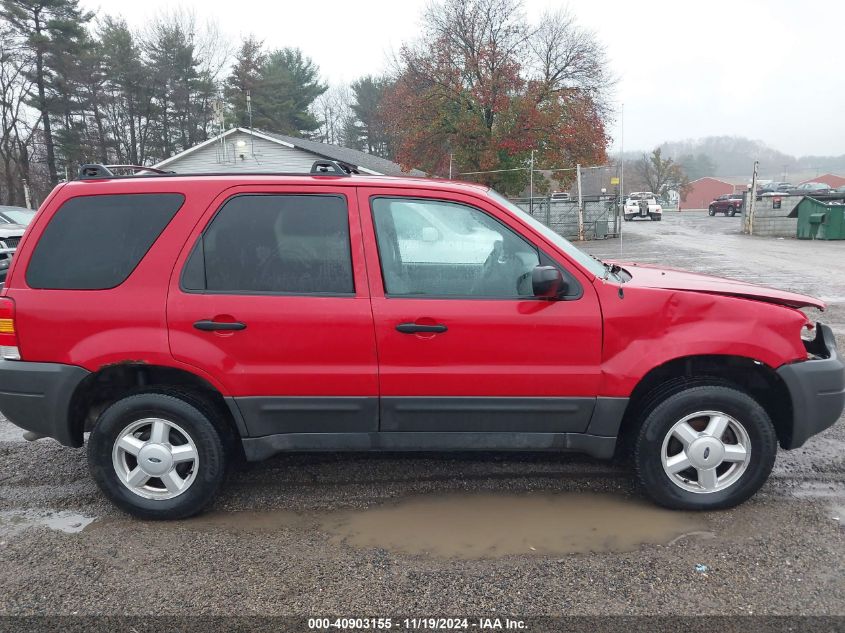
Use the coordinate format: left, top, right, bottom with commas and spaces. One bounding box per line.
776, 323, 845, 449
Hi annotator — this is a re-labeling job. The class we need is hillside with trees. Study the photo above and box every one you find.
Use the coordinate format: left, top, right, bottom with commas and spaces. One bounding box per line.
657, 136, 845, 181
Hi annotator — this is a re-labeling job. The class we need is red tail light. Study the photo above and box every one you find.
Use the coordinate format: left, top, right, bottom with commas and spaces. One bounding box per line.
0, 297, 20, 360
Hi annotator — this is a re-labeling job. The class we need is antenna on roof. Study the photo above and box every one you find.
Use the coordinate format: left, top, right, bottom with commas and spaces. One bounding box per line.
246, 90, 255, 159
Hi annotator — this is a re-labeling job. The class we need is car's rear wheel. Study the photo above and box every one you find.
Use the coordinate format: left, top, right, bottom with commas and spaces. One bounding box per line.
634, 385, 777, 510
708, 206, 716, 216
729, 207, 737, 217
88, 391, 227, 520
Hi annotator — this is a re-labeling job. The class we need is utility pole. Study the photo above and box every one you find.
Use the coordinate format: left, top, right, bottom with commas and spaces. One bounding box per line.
448, 153, 453, 179
529, 149, 535, 215
748, 160, 759, 235
576, 163, 584, 241
620, 102, 624, 238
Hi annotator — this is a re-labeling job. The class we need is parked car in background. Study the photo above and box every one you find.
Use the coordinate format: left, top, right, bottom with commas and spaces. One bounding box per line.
0, 217, 27, 285
758, 182, 792, 194
623, 192, 662, 221
708, 194, 743, 217
550, 191, 571, 201
788, 182, 832, 196
0, 206, 35, 226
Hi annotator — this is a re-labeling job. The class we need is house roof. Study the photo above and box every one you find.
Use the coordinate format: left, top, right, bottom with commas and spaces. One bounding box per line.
799, 173, 845, 188
155, 127, 426, 177
688, 177, 735, 186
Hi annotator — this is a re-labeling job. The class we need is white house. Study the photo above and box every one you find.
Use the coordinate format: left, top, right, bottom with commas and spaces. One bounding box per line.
154, 127, 425, 177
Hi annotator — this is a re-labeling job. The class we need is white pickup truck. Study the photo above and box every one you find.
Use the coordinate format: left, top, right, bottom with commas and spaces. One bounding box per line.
623, 192, 663, 221
0, 211, 27, 284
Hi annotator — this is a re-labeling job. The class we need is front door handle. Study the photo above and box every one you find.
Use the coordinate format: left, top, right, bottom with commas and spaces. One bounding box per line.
396, 323, 447, 334
193, 320, 247, 331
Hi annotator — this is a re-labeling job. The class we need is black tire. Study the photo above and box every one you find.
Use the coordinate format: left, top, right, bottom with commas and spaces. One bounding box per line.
88, 391, 228, 520
728, 207, 737, 217
708, 206, 716, 216
634, 385, 777, 510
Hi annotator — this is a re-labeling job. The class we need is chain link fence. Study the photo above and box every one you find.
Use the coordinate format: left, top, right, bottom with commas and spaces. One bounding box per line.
458, 162, 623, 241
507, 196, 621, 240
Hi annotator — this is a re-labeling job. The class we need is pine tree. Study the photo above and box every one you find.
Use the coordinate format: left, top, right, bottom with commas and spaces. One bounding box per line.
0, 0, 91, 184
225, 36, 265, 129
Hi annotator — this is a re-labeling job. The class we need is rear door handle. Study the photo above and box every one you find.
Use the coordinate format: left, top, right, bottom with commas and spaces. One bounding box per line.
193, 320, 247, 331
396, 323, 447, 334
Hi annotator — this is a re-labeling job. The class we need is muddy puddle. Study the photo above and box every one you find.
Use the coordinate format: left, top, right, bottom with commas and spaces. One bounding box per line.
0, 510, 97, 537
179, 492, 707, 559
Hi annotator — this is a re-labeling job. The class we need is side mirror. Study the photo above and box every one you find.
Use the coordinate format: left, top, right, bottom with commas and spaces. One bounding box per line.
532, 265, 567, 299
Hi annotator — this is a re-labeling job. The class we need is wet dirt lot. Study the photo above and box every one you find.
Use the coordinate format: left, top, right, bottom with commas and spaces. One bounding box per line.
0, 210, 842, 617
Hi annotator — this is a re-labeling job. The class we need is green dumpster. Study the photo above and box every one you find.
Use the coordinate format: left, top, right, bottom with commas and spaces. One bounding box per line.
796, 198, 845, 240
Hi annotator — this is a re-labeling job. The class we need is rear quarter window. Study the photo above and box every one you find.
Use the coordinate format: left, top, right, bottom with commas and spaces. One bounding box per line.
25, 193, 184, 290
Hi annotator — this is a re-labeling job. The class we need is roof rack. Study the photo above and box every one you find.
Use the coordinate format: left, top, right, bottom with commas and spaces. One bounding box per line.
77, 164, 175, 180
76, 160, 362, 181
310, 159, 359, 176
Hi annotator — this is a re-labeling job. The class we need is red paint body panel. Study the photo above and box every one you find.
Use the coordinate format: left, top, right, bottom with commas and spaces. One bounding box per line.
593, 279, 808, 397
617, 262, 825, 310
1, 173, 819, 405
356, 185, 603, 397
166, 184, 379, 398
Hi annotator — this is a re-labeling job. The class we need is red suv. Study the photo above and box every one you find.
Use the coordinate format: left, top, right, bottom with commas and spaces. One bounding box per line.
0, 162, 842, 519
708, 194, 744, 217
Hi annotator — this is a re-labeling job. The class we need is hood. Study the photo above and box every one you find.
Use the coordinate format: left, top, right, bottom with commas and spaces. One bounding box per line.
0, 223, 26, 237
616, 262, 825, 310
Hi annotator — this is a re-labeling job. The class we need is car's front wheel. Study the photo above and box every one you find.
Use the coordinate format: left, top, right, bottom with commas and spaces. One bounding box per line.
88, 391, 228, 520
708, 206, 716, 216
634, 385, 777, 510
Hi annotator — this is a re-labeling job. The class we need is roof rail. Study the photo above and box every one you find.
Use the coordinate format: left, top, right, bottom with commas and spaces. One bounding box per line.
77, 164, 174, 180
310, 159, 358, 176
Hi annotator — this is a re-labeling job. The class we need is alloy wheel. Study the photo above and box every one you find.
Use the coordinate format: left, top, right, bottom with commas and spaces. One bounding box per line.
112, 417, 199, 500
660, 410, 751, 494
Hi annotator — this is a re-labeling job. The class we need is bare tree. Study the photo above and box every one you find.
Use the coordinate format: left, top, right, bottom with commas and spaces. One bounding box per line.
527, 7, 613, 112
636, 148, 691, 199
313, 84, 353, 146
0, 27, 36, 205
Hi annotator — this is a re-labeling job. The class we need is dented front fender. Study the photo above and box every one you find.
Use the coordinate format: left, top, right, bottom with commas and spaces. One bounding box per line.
595, 280, 808, 397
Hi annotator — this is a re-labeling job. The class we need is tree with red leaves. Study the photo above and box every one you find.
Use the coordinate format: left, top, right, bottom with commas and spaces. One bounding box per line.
381, 0, 612, 195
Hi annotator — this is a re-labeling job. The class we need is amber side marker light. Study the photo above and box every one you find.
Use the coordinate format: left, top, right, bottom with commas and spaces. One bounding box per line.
0, 299, 20, 360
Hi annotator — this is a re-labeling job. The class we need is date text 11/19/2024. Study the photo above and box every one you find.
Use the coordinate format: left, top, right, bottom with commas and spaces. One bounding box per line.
307, 617, 527, 630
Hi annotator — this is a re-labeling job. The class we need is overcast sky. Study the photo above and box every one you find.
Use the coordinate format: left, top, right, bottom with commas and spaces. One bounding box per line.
83, 0, 845, 157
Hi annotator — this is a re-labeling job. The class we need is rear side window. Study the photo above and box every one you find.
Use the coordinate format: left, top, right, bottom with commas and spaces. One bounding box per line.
182, 194, 353, 295
26, 193, 184, 290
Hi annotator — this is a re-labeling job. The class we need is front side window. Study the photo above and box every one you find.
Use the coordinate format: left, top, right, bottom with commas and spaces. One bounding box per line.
371, 197, 539, 297
26, 193, 184, 290
183, 194, 353, 295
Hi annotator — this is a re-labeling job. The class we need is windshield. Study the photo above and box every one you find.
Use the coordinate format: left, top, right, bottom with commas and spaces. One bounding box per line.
487, 189, 605, 278
0, 209, 34, 224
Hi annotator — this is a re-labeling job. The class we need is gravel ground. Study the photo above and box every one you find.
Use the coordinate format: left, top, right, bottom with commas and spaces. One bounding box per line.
0, 210, 842, 618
